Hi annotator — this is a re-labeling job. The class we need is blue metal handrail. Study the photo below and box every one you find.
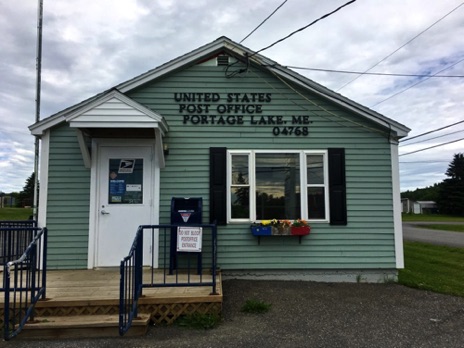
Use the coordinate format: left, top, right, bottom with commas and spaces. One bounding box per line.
0, 220, 37, 266
2, 227, 47, 341
119, 226, 143, 336
119, 223, 218, 336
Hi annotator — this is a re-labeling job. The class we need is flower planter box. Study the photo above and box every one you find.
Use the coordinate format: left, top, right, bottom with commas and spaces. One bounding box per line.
291, 226, 311, 236
251, 224, 310, 244
272, 226, 291, 235
251, 226, 272, 236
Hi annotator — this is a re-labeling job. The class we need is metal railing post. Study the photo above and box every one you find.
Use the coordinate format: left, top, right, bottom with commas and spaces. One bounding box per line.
119, 259, 125, 335
135, 227, 143, 310
41, 228, 47, 300
30, 243, 37, 321
4, 269, 11, 340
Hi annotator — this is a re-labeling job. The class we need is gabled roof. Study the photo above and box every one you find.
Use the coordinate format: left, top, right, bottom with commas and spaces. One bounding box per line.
30, 36, 409, 138
66, 89, 167, 130
30, 89, 168, 135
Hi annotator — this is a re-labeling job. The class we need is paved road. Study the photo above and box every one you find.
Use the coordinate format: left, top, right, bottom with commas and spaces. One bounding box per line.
403, 222, 464, 248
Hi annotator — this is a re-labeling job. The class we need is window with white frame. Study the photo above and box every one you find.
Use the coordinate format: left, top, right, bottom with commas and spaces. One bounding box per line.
228, 150, 329, 222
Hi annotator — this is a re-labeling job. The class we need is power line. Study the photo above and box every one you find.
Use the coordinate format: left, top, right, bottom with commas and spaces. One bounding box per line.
399, 129, 464, 147
371, 56, 464, 107
399, 137, 464, 156
336, 2, 464, 92
254, 0, 357, 55
400, 119, 464, 142
240, 0, 288, 44
287, 65, 464, 78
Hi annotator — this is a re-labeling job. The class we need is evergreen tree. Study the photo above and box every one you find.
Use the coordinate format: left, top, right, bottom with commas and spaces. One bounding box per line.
17, 173, 36, 207
445, 153, 464, 180
437, 153, 464, 215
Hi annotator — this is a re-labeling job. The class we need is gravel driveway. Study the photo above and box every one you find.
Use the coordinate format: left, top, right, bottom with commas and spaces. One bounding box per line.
4, 279, 464, 348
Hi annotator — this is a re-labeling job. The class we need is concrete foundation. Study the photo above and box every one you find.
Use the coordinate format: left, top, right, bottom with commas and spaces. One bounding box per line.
222, 269, 398, 283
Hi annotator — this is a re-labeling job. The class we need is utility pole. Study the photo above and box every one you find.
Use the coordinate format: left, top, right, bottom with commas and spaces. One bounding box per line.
33, 0, 43, 221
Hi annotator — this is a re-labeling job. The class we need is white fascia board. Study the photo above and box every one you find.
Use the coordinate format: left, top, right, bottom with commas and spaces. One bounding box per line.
30, 115, 66, 136
118, 39, 237, 93
66, 90, 165, 124
31, 89, 169, 135
29, 92, 111, 136
267, 65, 410, 138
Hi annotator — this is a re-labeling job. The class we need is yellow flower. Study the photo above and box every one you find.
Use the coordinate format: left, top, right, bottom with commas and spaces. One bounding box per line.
261, 220, 272, 226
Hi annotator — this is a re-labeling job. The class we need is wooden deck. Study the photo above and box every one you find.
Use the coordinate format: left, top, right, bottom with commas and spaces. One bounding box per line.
1, 269, 222, 338
41, 268, 222, 302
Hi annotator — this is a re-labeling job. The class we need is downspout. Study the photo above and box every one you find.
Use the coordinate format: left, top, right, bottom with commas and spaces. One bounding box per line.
33, 0, 43, 221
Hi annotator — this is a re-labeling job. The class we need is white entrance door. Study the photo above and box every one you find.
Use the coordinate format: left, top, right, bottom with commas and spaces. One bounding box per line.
96, 145, 156, 267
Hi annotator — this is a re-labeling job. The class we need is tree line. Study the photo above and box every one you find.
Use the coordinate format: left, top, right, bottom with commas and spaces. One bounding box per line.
402, 153, 464, 215
1, 173, 36, 208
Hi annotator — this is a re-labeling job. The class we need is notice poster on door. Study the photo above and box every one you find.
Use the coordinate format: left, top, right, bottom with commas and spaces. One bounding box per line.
177, 227, 202, 252
108, 158, 143, 204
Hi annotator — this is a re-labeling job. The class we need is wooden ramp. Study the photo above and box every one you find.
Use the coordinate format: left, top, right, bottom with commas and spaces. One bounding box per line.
1, 269, 222, 339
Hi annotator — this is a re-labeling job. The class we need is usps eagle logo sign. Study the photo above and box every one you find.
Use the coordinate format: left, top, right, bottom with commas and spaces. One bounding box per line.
118, 159, 135, 173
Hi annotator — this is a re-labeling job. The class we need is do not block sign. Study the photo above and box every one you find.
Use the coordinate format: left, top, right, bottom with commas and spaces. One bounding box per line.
177, 227, 202, 252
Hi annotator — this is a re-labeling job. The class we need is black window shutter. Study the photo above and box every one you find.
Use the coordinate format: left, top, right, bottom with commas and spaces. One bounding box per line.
328, 148, 347, 225
209, 147, 227, 225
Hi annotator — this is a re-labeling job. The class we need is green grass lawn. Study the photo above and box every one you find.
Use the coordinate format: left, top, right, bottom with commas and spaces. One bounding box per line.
0, 208, 33, 220
402, 213, 464, 222
398, 241, 464, 297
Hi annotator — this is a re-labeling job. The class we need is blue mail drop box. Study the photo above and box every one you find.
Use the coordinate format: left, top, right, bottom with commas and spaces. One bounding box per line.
170, 197, 203, 274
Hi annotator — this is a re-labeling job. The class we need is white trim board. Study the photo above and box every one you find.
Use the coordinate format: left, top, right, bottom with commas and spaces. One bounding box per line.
391, 142, 404, 269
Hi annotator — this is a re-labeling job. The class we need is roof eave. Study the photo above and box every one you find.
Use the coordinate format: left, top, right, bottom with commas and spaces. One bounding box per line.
261, 62, 410, 138
118, 37, 239, 93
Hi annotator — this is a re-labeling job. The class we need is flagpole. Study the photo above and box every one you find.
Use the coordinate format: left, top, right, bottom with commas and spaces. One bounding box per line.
33, 0, 43, 221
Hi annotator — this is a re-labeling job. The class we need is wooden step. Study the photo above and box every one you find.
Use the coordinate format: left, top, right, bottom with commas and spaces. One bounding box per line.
19, 314, 151, 339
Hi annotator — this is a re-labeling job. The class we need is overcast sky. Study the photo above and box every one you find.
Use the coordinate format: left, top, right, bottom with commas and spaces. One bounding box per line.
1, 0, 463, 194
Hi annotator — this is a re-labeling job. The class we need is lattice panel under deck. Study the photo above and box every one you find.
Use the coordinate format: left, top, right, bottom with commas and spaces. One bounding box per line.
34, 305, 119, 317
1, 302, 222, 328
141, 302, 222, 325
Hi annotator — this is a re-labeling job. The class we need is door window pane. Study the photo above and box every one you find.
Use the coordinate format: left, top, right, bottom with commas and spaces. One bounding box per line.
108, 159, 143, 204
256, 153, 300, 220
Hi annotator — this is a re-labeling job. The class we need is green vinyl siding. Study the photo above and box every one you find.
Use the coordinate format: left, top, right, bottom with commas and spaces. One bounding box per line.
127, 62, 397, 270
46, 125, 90, 269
